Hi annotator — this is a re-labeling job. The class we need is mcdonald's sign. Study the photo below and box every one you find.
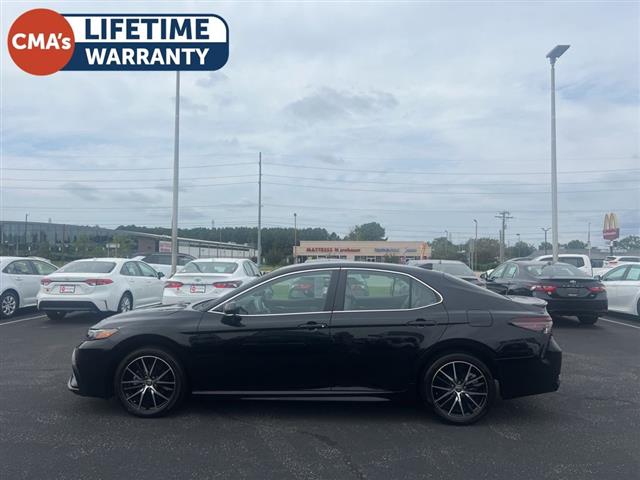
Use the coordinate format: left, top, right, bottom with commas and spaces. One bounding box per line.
603, 213, 620, 241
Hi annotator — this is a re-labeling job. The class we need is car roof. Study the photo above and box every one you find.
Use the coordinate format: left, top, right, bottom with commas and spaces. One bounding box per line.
267, 261, 444, 277
191, 258, 246, 263
409, 259, 465, 265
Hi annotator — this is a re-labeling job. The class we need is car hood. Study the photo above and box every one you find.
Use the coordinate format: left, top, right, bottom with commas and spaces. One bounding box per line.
91, 302, 194, 329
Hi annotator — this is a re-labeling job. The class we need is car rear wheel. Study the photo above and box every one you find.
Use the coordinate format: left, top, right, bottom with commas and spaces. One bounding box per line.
423, 353, 495, 425
114, 347, 186, 417
1, 291, 18, 319
578, 314, 598, 325
46, 311, 66, 320
117, 293, 132, 314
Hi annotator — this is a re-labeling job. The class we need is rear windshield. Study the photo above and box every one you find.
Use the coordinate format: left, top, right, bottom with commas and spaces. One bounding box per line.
525, 263, 589, 278
59, 261, 116, 273
421, 262, 474, 276
182, 261, 238, 274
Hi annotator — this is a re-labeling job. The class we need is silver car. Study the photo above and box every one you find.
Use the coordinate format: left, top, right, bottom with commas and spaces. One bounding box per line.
162, 258, 261, 305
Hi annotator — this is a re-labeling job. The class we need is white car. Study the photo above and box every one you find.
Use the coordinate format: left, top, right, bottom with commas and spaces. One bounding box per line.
37, 258, 165, 320
599, 264, 640, 317
1, 256, 58, 319
603, 255, 640, 269
131, 253, 196, 278
162, 258, 260, 305
532, 254, 593, 276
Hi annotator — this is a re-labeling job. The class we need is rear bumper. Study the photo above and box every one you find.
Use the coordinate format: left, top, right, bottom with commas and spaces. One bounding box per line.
497, 336, 562, 399
39, 299, 107, 313
545, 298, 608, 316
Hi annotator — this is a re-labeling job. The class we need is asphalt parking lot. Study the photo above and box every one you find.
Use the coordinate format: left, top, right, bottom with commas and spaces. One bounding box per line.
1, 309, 638, 480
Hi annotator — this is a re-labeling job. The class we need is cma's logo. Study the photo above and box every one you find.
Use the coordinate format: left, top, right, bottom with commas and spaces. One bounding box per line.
603, 213, 620, 241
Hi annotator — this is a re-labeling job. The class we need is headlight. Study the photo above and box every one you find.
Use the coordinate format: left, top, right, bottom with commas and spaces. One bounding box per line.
86, 328, 119, 340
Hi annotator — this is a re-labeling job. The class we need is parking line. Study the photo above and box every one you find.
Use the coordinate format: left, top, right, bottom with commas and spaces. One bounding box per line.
600, 318, 640, 330
0, 314, 47, 326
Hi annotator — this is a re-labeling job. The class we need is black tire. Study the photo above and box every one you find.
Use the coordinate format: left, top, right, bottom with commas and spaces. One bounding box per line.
578, 314, 598, 325
636, 299, 640, 318
423, 353, 495, 425
46, 311, 66, 320
117, 293, 133, 314
114, 347, 186, 417
1, 291, 19, 319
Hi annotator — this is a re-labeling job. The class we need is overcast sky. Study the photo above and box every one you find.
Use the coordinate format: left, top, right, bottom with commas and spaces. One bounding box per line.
1, 1, 638, 248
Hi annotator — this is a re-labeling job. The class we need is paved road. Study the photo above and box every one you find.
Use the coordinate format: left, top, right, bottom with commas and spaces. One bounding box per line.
1, 310, 638, 480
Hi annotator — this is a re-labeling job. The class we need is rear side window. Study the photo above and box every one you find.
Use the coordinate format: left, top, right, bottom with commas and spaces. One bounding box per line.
503, 264, 518, 279
31, 261, 57, 275
625, 266, 640, 281
60, 261, 116, 273
242, 262, 253, 276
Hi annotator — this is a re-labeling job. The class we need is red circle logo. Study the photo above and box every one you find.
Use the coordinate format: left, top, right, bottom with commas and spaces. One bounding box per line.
7, 8, 75, 76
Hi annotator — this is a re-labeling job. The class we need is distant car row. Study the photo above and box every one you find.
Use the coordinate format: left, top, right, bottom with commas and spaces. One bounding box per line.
0, 256, 260, 320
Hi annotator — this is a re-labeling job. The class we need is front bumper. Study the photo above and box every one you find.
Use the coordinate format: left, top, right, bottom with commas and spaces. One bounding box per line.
497, 336, 562, 399
68, 344, 113, 398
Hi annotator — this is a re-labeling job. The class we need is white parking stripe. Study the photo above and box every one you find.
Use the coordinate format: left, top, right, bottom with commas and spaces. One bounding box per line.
600, 318, 640, 330
0, 314, 47, 326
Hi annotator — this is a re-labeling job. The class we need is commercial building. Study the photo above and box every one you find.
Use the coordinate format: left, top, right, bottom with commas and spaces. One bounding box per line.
0, 220, 256, 259
293, 240, 430, 263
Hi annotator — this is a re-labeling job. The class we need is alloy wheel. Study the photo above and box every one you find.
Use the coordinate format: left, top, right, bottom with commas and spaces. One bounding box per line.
120, 355, 176, 414
119, 295, 132, 312
1, 294, 17, 317
430, 360, 488, 419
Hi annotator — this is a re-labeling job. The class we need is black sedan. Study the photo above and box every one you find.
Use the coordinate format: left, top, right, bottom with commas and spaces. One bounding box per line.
69, 262, 561, 425
485, 261, 607, 325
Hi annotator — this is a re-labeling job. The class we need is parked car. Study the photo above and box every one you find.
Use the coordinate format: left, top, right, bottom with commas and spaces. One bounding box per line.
68, 261, 561, 424
131, 253, 196, 278
598, 264, 640, 317
37, 258, 165, 320
485, 261, 607, 324
409, 259, 485, 287
531, 254, 593, 276
162, 258, 260, 305
603, 255, 640, 268
1, 256, 58, 319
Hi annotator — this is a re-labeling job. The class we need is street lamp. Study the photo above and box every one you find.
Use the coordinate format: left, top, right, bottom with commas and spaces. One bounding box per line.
473, 219, 478, 270
516, 233, 521, 257
541, 227, 551, 255
546, 44, 570, 263
293, 212, 298, 264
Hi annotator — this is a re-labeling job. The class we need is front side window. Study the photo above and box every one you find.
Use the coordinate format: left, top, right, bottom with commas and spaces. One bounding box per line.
603, 266, 629, 281
344, 270, 437, 311
137, 262, 158, 277
490, 264, 507, 279
31, 260, 57, 275
503, 264, 518, 279
227, 271, 333, 315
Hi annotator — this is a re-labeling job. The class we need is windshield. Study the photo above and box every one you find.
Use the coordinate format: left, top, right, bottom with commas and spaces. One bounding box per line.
525, 263, 589, 278
181, 261, 238, 274
425, 263, 475, 276
59, 261, 116, 273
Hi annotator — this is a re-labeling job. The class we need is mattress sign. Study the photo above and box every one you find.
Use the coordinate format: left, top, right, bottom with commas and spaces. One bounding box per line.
8, 9, 229, 75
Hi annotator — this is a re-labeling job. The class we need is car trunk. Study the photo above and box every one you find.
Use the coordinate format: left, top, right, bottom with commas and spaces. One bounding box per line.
538, 277, 600, 299
43, 273, 113, 295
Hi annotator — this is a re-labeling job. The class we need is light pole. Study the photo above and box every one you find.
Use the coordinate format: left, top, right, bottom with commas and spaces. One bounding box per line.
257, 152, 262, 268
516, 233, 521, 257
444, 230, 449, 258
24, 213, 29, 255
170, 71, 180, 276
547, 44, 570, 263
293, 213, 298, 263
541, 227, 551, 255
473, 219, 478, 270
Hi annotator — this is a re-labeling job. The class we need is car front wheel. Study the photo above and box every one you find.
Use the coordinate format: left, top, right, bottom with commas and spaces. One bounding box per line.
114, 347, 186, 417
423, 353, 495, 425
1, 291, 19, 319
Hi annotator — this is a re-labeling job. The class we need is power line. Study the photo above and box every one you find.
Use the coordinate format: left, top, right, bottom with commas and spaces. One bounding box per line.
0, 161, 255, 172
1, 181, 256, 191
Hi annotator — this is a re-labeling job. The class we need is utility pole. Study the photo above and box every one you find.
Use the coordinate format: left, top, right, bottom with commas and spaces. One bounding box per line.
516, 233, 521, 257
541, 227, 551, 255
293, 212, 298, 264
473, 219, 478, 271
495, 211, 513, 263
24, 213, 29, 255
257, 152, 262, 268
170, 71, 180, 276
444, 230, 449, 258
587, 222, 592, 259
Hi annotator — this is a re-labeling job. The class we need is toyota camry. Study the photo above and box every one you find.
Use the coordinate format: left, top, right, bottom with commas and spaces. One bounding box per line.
68, 262, 562, 425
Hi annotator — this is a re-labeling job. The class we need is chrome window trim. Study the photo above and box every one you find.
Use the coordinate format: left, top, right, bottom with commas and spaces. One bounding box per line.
207, 266, 444, 316
336, 267, 443, 313
207, 267, 340, 315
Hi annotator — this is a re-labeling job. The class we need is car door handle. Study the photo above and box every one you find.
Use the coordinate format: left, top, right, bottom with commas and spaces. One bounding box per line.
297, 321, 327, 330
406, 318, 436, 327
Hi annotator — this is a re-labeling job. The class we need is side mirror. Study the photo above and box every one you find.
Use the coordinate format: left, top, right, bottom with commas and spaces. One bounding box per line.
157, 272, 165, 279
223, 301, 239, 316
594, 274, 602, 281
479, 272, 487, 280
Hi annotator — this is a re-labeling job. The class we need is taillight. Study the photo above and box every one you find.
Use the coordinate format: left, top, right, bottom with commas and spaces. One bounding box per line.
213, 281, 242, 289
510, 316, 553, 334
588, 286, 605, 293
85, 278, 113, 286
41, 278, 51, 286
531, 285, 557, 294
164, 281, 184, 289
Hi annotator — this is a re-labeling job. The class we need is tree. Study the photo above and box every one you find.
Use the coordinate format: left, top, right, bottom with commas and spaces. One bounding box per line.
345, 222, 386, 241
506, 241, 535, 259
565, 239, 587, 250
538, 241, 552, 253
470, 238, 501, 269
431, 237, 461, 260
618, 235, 640, 252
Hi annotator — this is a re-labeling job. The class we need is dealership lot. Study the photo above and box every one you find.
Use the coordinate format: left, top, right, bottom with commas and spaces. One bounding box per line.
1, 309, 638, 480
